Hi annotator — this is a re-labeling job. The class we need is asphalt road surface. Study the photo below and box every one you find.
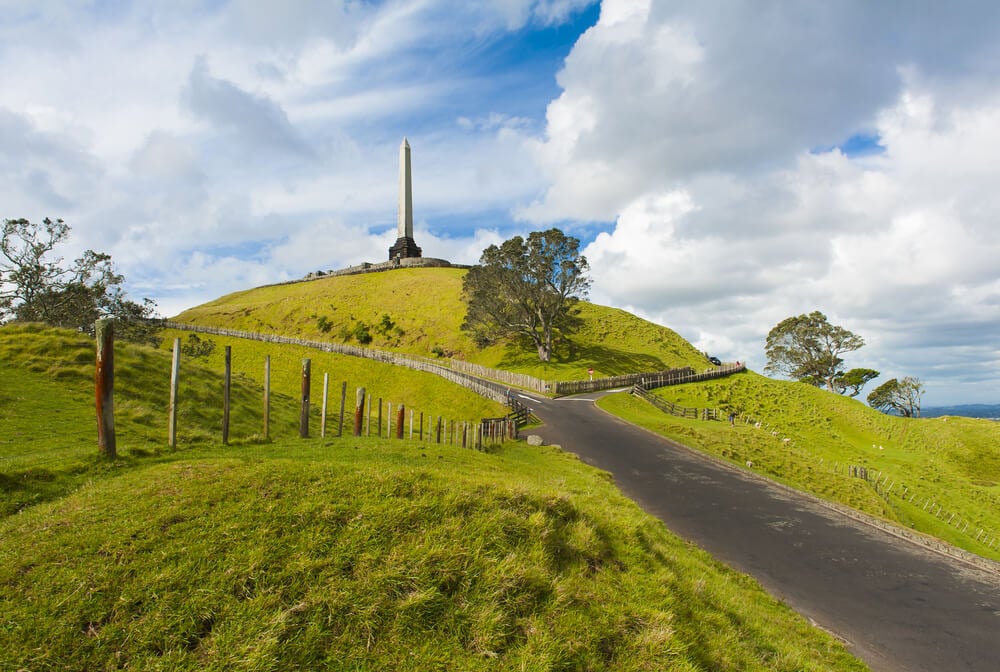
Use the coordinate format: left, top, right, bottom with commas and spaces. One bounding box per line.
524, 390, 1000, 672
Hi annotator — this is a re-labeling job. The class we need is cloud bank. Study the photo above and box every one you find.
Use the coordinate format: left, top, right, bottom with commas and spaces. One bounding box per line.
2, 0, 997, 403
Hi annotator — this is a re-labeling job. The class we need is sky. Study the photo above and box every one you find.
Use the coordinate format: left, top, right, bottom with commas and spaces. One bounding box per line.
2, 0, 999, 406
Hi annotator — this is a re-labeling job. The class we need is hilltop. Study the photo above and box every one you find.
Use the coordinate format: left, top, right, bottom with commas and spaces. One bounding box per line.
173, 267, 710, 380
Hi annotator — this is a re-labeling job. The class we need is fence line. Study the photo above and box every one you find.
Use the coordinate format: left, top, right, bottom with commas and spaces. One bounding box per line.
631, 384, 721, 420
162, 322, 747, 400
160, 324, 532, 447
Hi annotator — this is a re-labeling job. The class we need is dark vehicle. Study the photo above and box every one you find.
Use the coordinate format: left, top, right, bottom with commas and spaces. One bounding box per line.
708, 356, 722, 366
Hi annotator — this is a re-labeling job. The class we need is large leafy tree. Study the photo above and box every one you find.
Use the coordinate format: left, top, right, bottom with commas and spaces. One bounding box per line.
867, 377, 925, 417
764, 311, 865, 390
462, 228, 591, 362
1, 217, 160, 343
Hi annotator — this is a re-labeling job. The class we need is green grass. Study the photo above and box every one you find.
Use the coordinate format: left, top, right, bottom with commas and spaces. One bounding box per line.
174, 268, 1000, 562
172, 268, 709, 380
159, 328, 506, 426
0, 323, 502, 516
0, 324, 868, 670
599, 371, 1000, 561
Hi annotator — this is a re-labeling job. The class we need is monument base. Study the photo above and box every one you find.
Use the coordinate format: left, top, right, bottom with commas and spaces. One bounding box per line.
389, 236, 422, 260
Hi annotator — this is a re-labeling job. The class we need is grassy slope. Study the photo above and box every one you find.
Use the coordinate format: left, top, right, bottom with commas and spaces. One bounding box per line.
0, 325, 866, 670
599, 371, 1000, 561
176, 269, 999, 561
172, 268, 709, 380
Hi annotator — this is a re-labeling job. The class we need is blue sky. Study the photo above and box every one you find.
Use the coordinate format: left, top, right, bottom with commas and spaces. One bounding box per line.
2, 0, 999, 406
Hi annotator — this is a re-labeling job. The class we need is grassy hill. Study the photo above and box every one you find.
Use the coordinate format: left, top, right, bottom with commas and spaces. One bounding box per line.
172, 268, 709, 380
600, 371, 1000, 561
0, 324, 867, 670
174, 268, 1000, 563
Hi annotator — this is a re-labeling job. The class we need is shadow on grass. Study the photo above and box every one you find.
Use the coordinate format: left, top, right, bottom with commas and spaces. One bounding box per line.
495, 335, 672, 376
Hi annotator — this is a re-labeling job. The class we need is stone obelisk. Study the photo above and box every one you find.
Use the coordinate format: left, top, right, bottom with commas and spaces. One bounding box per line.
389, 137, 422, 260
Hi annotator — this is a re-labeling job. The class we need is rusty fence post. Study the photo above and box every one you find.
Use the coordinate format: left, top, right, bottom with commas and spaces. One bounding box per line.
299, 359, 311, 438
95, 319, 116, 458
354, 387, 366, 437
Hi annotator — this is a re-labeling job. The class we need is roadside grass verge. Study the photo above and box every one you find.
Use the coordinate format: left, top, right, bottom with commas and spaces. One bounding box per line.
0, 438, 868, 671
599, 371, 1000, 561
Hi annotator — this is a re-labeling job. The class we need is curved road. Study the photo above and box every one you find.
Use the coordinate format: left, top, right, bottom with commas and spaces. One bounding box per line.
523, 390, 1000, 672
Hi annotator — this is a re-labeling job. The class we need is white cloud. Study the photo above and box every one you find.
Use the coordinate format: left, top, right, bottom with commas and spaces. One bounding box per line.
550, 0, 1000, 403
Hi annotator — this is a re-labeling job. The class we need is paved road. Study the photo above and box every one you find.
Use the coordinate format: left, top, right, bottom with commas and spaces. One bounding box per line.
523, 390, 1000, 672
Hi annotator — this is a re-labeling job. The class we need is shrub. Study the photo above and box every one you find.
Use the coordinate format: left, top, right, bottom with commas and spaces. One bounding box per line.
353, 322, 372, 345
180, 333, 215, 359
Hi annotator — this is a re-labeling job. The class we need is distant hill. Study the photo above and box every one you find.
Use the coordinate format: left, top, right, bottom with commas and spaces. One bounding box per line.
921, 404, 1000, 420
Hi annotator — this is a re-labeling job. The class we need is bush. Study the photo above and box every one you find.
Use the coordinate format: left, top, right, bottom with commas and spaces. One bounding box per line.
353, 322, 372, 345
180, 333, 215, 359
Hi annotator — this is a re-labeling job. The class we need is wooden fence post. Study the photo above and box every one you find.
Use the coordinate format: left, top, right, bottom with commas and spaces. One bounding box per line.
95, 319, 116, 458
366, 395, 372, 436
396, 405, 405, 439
377, 399, 383, 438
300, 359, 311, 438
436, 416, 442, 444
338, 381, 347, 437
168, 337, 180, 448
223, 345, 231, 445
354, 387, 366, 437
263, 355, 270, 440
321, 372, 329, 439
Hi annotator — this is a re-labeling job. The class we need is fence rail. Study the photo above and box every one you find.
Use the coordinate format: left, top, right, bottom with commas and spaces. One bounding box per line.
164, 322, 746, 403
631, 384, 722, 421
163, 322, 517, 405
557, 362, 746, 397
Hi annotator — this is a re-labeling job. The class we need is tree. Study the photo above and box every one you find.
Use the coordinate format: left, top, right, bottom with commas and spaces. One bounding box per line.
867, 377, 924, 417
832, 367, 880, 397
1, 217, 160, 342
764, 311, 865, 390
462, 228, 591, 362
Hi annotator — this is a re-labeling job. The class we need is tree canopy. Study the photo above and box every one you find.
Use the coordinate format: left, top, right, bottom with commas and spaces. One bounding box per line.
764, 311, 866, 391
867, 377, 925, 417
832, 367, 881, 397
461, 228, 590, 362
1, 217, 160, 344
